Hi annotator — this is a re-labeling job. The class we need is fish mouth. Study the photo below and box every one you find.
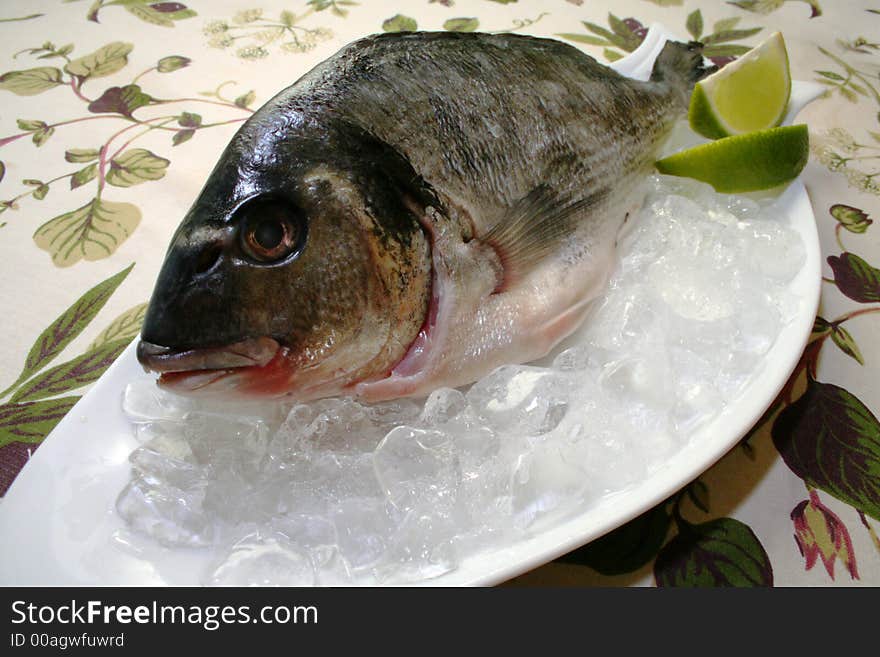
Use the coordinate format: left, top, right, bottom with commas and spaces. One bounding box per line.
137, 336, 283, 394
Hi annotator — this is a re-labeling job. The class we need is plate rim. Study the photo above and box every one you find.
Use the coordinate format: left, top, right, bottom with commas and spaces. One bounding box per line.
0, 25, 822, 587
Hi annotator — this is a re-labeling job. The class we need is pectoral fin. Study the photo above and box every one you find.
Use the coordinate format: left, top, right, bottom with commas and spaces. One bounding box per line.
482, 185, 604, 290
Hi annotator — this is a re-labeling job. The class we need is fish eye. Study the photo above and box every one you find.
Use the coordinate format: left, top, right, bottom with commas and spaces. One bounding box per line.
237, 196, 306, 265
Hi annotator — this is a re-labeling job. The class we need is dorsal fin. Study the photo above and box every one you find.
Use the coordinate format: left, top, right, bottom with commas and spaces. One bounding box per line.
482, 185, 604, 290
650, 41, 716, 106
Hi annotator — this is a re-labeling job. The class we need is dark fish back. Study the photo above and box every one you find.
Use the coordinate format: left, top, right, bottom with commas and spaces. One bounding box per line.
263, 31, 682, 234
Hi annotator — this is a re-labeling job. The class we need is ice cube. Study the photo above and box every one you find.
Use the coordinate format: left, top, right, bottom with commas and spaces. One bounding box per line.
206, 531, 315, 586
183, 412, 270, 478
332, 498, 401, 571
599, 355, 673, 409
452, 423, 499, 470
133, 422, 167, 444
282, 397, 408, 456
129, 443, 203, 490
122, 380, 190, 423
419, 388, 467, 425
584, 287, 665, 351
466, 365, 573, 436
365, 399, 421, 429
743, 221, 805, 281
670, 380, 724, 435
724, 194, 762, 221
112, 172, 808, 585
373, 509, 458, 583
272, 513, 336, 548
511, 442, 588, 530
565, 426, 646, 496
116, 475, 213, 547
551, 346, 592, 372
311, 546, 354, 585
373, 426, 460, 512
651, 259, 735, 322
326, 452, 386, 501
137, 425, 194, 461
455, 456, 514, 529
305, 398, 374, 453
268, 513, 354, 583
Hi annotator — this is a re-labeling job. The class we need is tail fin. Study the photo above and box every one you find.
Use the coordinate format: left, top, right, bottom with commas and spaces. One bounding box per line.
650, 41, 716, 104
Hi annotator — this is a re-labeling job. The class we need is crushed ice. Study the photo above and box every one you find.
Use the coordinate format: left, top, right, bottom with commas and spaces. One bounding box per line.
116, 175, 806, 585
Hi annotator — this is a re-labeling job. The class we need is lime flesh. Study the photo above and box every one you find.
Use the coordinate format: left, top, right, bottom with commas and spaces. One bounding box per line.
689, 32, 791, 139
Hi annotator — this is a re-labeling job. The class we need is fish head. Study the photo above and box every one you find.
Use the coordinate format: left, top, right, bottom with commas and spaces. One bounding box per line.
138, 114, 432, 400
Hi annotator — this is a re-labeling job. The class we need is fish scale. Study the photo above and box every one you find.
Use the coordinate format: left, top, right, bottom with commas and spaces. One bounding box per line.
137, 32, 712, 402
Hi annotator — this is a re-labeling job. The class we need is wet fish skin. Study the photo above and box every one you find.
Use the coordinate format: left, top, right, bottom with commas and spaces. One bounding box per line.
137, 31, 710, 400
140, 113, 435, 397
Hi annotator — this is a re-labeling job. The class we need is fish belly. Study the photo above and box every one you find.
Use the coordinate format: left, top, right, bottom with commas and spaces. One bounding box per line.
355, 175, 648, 402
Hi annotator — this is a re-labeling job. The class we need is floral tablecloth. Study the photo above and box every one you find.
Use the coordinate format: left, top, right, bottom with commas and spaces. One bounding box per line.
0, 0, 877, 587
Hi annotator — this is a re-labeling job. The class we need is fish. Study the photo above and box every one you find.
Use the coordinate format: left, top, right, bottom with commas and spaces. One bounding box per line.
137, 31, 712, 402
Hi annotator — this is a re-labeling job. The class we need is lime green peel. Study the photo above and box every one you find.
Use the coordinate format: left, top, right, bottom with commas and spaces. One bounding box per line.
655, 124, 809, 193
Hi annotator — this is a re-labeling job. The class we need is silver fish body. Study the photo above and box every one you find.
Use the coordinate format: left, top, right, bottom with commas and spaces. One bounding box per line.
137, 32, 710, 400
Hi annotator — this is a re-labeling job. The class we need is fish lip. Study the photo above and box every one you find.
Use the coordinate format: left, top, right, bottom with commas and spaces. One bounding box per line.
136, 336, 281, 374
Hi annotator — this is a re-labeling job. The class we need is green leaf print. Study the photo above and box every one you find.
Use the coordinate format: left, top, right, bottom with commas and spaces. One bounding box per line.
831, 205, 873, 234
0, 265, 133, 399
157, 55, 191, 73
561, 503, 673, 575
0, 397, 81, 447
772, 380, 880, 521
686, 10, 704, 40
826, 252, 880, 303
70, 163, 98, 190
88, 303, 147, 351
728, 0, 822, 18
702, 28, 763, 45
64, 42, 133, 79
830, 325, 865, 365
0, 42, 256, 274
16, 119, 46, 132
812, 316, 833, 336
177, 112, 201, 128
126, 3, 195, 27
106, 149, 170, 187
33, 198, 141, 267
444, 18, 480, 33
555, 34, 607, 46
383, 14, 417, 33
71, 0, 197, 26
0, 13, 44, 23
713, 17, 743, 32
607, 14, 642, 52
64, 148, 101, 163
307, 0, 358, 18
87, 85, 154, 117
559, 12, 761, 64
0, 67, 64, 95
171, 129, 194, 146
654, 517, 773, 586
32, 126, 54, 147
203, 8, 335, 59
234, 91, 256, 109
11, 339, 130, 403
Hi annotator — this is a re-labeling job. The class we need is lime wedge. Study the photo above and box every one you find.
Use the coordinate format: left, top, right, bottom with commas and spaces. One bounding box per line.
689, 32, 791, 139
655, 124, 809, 193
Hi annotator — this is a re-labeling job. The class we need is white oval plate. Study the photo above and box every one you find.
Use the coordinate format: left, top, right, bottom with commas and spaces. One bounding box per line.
0, 26, 822, 586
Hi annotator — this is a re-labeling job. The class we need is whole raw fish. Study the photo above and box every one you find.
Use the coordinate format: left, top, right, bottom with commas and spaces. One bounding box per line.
137, 31, 711, 401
